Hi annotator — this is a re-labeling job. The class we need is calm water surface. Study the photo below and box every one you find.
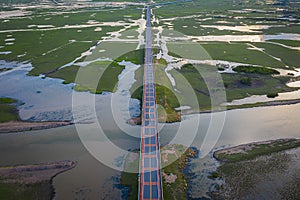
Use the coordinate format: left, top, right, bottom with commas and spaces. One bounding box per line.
0, 104, 299, 199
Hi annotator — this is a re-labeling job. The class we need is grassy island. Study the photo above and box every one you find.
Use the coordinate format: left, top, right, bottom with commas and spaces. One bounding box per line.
210, 138, 300, 199
0, 161, 76, 200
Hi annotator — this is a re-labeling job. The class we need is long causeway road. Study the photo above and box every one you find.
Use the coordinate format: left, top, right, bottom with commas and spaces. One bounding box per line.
139, 5, 163, 200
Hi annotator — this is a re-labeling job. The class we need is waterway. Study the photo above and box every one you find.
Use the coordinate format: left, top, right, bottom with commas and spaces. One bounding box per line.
0, 57, 300, 199
0, 102, 299, 199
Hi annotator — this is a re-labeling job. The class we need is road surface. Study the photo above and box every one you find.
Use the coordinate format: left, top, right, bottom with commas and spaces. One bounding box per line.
139, 5, 163, 200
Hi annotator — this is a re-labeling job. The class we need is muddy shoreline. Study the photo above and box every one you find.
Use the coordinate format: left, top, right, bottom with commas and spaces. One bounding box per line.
128, 99, 300, 125
213, 138, 300, 161
0, 120, 73, 133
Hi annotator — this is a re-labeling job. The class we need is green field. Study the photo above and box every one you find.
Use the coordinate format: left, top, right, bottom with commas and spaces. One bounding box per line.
171, 63, 296, 109
0, 4, 143, 81
0, 98, 20, 123
0, 27, 121, 75
167, 42, 211, 60
0, 7, 142, 31
170, 64, 213, 111
252, 42, 300, 68
232, 66, 280, 75
264, 24, 300, 35
128, 45, 296, 113
50, 61, 125, 94
268, 40, 300, 47
156, 0, 298, 35
201, 42, 288, 68
0, 4, 146, 96
222, 70, 293, 101
0, 182, 52, 200
155, 0, 279, 18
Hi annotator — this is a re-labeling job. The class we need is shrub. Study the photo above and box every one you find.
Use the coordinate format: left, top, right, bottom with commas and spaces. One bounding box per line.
267, 93, 279, 98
